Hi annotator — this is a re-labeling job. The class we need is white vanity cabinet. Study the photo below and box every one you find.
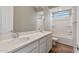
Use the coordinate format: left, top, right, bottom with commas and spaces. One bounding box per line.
30, 47, 39, 53
14, 41, 39, 53
38, 34, 52, 53
39, 37, 47, 53
46, 35, 52, 52
11, 33, 52, 53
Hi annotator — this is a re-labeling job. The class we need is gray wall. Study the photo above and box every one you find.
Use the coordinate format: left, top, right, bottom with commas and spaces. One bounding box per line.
14, 6, 36, 32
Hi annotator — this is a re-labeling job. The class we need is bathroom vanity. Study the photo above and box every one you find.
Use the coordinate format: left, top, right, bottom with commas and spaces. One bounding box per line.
0, 31, 52, 53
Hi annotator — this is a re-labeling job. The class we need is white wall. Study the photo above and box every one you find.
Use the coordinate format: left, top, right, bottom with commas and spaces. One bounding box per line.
14, 6, 36, 32
0, 6, 13, 34
0, 8, 2, 34
77, 7, 79, 47
43, 7, 50, 31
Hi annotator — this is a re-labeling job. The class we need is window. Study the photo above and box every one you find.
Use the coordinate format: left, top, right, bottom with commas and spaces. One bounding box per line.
53, 10, 71, 20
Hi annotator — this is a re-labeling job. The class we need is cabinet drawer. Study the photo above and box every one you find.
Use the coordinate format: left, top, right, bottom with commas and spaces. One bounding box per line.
39, 42, 47, 53
15, 41, 38, 53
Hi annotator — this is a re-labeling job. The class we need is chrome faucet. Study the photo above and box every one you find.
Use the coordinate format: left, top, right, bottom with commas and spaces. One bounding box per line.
15, 32, 19, 38
10, 30, 19, 38
38, 27, 43, 32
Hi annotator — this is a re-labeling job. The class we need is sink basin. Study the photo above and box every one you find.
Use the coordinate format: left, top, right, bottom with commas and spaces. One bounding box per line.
19, 37, 30, 41
0, 37, 31, 52
1, 37, 31, 46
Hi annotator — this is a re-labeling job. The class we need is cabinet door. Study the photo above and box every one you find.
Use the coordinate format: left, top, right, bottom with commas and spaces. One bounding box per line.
39, 42, 47, 53
30, 47, 38, 53
47, 35, 52, 52
14, 41, 38, 53
39, 38, 47, 53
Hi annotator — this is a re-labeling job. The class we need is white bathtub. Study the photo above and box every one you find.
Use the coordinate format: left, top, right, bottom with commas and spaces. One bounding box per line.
53, 34, 73, 46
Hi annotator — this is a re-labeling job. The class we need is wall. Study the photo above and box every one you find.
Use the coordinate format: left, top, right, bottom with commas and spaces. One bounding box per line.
14, 6, 36, 32
43, 7, 51, 31
0, 6, 13, 34
77, 7, 79, 47
0, 8, 2, 34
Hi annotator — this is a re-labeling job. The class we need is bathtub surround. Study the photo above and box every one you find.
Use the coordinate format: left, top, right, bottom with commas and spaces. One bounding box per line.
49, 6, 76, 47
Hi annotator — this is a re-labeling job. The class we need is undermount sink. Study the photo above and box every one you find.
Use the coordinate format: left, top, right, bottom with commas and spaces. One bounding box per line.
3, 37, 31, 45
0, 37, 31, 52
19, 37, 30, 41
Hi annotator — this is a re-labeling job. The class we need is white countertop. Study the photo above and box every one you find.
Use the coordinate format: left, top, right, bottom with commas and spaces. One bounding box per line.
0, 31, 52, 53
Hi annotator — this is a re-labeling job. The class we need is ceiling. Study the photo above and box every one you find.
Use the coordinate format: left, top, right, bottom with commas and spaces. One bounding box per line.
48, 6, 58, 9
33, 6, 58, 12
32, 6, 44, 12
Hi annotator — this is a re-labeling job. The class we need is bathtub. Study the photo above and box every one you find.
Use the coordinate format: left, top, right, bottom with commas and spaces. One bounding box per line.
53, 34, 73, 46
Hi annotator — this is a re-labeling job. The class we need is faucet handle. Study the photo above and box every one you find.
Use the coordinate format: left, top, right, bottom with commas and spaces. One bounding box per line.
10, 30, 13, 33
16, 32, 19, 37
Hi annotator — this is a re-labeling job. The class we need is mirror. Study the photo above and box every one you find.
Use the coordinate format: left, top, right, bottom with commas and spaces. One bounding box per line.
13, 6, 45, 33
13, 6, 37, 32
0, 6, 50, 36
